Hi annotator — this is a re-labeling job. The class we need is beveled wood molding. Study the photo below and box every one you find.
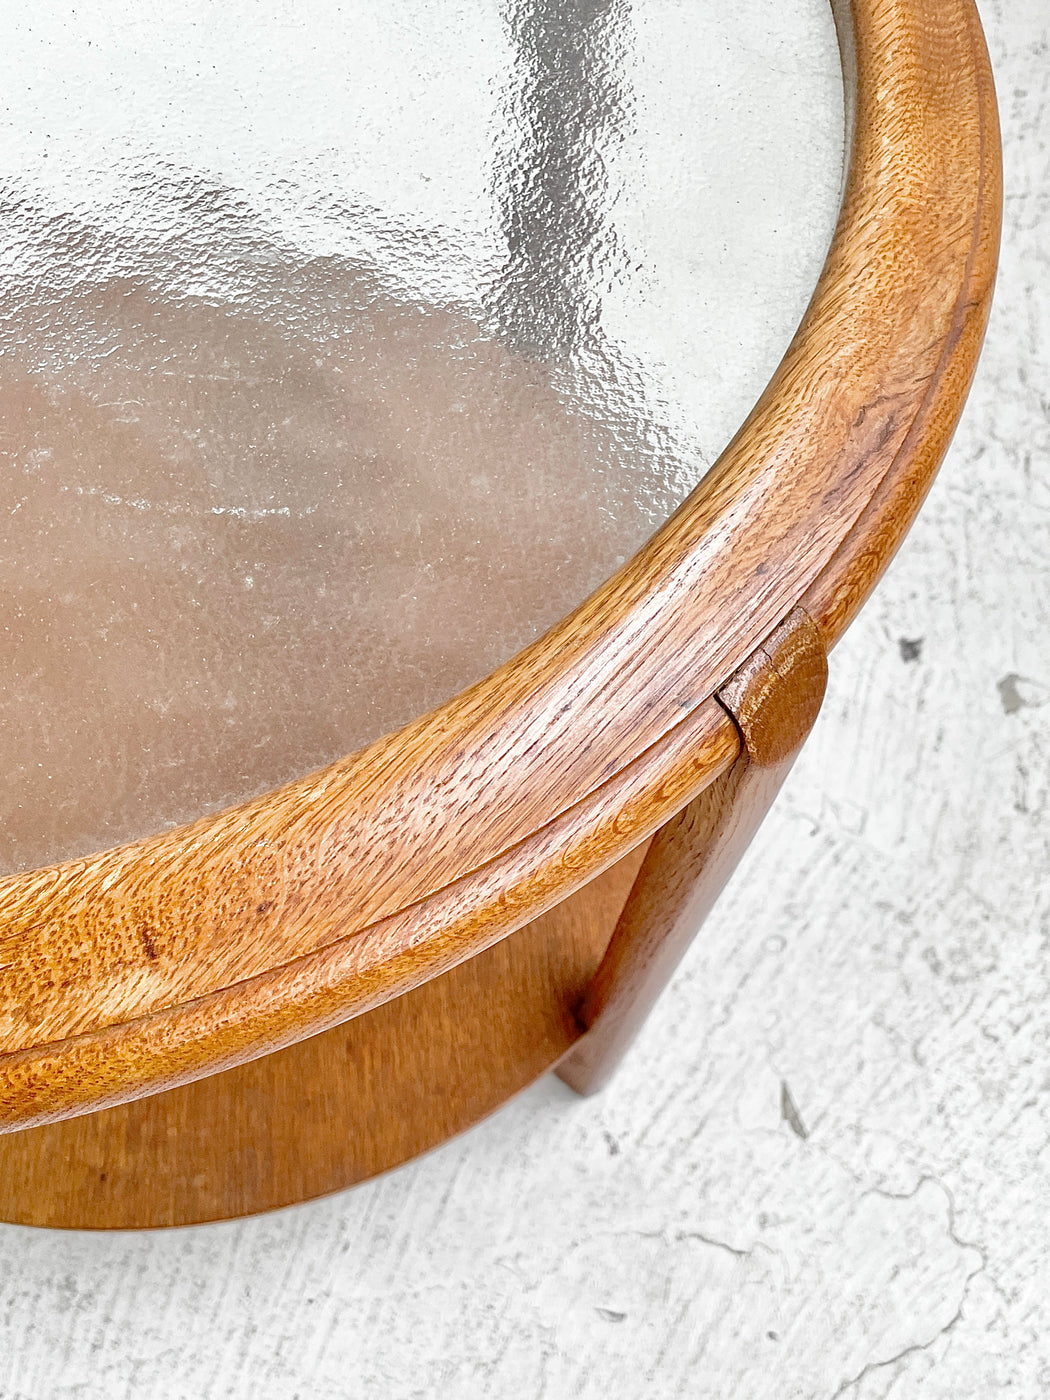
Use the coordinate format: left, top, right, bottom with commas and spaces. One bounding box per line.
0, 0, 1001, 1130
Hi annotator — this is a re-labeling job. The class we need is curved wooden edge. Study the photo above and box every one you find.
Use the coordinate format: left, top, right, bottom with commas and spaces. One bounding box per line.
0, 848, 651, 1228
804, 0, 1002, 642
0, 0, 1001, 1126
0, 704, 738, 1131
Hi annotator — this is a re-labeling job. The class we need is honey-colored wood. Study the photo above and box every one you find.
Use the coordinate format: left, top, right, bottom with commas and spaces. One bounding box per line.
0, 0, 1001, 1198
559, 609, 828, 1094
0, 701, 740, 1132
0, 847, 648, 1229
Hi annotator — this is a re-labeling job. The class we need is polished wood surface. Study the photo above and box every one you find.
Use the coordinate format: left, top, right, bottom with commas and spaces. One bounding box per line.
0, 700, 739, 1131
0, 848, 648, 1228
559, 609, 828, 1094
0, 0, 1001, 1155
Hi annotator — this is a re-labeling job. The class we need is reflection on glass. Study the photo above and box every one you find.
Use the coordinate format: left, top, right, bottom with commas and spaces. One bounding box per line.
0, 0, 842, 873
489, 0, 630, 363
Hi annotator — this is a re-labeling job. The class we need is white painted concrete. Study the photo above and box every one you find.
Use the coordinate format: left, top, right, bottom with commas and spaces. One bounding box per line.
1, 1, 1047, 1396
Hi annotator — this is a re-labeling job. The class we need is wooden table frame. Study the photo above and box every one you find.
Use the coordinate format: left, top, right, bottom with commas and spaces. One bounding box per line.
0, 0, 1001, 1227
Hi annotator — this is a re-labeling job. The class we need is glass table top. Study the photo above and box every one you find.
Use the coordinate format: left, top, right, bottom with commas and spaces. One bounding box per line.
0, 0, 843, 874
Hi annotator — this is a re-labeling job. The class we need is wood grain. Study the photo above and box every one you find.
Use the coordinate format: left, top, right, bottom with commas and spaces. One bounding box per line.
558, 609, 828, 1094
0, 0, 1001, 1133
0, 702, 738, 1132
0, 848, 648, 1228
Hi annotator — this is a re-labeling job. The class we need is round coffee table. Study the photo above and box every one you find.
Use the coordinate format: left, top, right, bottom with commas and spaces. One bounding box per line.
0, 0, 1000, 1226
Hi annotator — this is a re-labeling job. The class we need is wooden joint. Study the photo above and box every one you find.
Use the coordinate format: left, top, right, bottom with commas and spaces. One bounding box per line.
714, 607, 828, 768
556, 607, 829, 1096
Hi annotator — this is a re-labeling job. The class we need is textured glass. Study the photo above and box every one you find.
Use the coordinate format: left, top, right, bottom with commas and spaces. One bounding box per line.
0, 0, 842, 874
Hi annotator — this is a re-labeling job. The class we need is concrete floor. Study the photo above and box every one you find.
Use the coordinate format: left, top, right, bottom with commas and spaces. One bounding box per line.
1, 1, 1047, 1396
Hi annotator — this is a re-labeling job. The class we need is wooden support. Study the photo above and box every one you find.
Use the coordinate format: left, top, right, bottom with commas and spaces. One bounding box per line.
556, 608, 828, 1095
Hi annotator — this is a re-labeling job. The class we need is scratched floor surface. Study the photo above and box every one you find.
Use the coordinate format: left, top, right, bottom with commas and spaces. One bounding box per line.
1, 1, 1047, 1396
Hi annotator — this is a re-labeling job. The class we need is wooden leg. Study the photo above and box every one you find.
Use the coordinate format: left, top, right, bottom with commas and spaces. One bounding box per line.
557, 608, 828, 1095
555, 754, 795, 1094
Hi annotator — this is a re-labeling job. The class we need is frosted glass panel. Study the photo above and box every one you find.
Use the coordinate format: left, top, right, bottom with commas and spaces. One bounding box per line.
0, 0, 843, 874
